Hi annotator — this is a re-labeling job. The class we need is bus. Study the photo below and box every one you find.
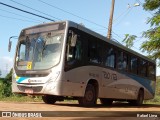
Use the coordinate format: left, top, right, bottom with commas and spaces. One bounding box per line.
9, 20, 156, 106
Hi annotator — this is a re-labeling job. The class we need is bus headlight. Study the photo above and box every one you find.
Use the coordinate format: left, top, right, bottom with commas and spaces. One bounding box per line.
47, 71, 60, 83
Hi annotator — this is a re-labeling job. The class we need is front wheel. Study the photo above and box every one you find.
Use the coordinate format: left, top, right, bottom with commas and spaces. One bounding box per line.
42, 95, 57, 104
78, 84, 97, 107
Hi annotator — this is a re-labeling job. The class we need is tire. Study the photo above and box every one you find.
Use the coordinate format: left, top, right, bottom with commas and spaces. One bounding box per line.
100, 98, 113, 106
42, 95, 57, 104
129, 89, 144, 106
78, 84, 97, 107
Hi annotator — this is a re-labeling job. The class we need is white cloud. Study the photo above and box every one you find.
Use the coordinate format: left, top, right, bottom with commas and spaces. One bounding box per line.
1, 56, 13, 63
124, 21, 131, 26
0, 56, 13, 77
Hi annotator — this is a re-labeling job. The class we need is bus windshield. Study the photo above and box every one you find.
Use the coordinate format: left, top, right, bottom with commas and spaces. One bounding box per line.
16, 32, 64, 70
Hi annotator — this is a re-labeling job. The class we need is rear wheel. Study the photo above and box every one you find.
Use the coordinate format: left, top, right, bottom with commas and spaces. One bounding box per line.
78, 84, 97, 107
100, 98, 113, 106
42, 95, 57, 104
129, 89, 144, 106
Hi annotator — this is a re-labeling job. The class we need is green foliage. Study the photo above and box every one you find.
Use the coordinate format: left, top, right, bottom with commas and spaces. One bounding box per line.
0, 80, 3, 98
5, 68, 12, 82
141, 0, 160, 65
144, 96, 160, 104
122, 34, 137, 48
0, 70, 42, 102
1, 80, 12, 97
0, 69, 13, 97
143, 0, 160, 11
155, 77, 160, 96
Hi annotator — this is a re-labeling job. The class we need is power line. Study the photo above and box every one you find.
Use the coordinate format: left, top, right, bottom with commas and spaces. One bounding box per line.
113, 6, 133, 27
0, 8, 43, 23
133, 36, 145, 44
37, 0, 107, 29
113, 7, 130, 23
0, 2, 55, 22
38, 0, 144, 45
113, 0, 139, 27
2, 0, 135, 50
1, 0, 120, 40
0, 14, 39, 23
112, 38, 123, 45
38, 0, 129, 41
9, 0, 61, 21
136, 0, 154, 16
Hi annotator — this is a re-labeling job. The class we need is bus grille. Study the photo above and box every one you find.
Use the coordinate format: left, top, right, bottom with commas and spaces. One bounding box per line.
16, 74, 48, 77
17, 85, 43, 93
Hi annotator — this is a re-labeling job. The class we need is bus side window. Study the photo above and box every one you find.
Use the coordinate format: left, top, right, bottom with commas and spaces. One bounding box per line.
19, 43, 26, 61
117, 51, 128, 71
88, 38, 102, 64
88, 39, 98, 63
130, 56, 138, 74
97, 42, 103, 64
148, 63, 156, 80
105, 46, 116, 68
66, 30, 82, 67
123, 54, 128, 71
139, 59, 147, 77
117, 51, 123, 70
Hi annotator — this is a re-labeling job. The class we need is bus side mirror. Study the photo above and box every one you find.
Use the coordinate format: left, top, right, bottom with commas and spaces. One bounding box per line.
8, 39, 12, 52
8, 36, 18, 52
70, 34, 77, 47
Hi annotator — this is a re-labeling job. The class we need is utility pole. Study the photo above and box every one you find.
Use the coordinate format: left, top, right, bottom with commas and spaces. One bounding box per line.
107, 0, 115, 40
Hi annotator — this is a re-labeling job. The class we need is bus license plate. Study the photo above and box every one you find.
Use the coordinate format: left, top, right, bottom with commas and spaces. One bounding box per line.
25, 88, 33, 94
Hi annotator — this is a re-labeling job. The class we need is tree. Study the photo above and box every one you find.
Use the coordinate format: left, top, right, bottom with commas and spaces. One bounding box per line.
122, 0, 160, 64
2, 68, 13, 97
141, 0, 160, 65
122, 34, 137, 48
5, 68, 12, 82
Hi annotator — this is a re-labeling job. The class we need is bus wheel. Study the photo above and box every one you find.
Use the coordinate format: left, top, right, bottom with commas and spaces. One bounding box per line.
42, 95, 57, 104
100, 98, 113, 106
78, 84, 97, 107
129, 89, 144, 106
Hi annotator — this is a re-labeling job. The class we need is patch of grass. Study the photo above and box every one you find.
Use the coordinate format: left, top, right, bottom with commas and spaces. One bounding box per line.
144, 95, 160, 104
0, 95, 42, 102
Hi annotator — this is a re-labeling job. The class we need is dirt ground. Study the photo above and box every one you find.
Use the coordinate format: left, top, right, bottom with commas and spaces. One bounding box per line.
0, 101, 160, 120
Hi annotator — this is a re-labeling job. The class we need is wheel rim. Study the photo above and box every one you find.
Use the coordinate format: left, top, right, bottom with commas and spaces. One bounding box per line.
86, 90, 94, 101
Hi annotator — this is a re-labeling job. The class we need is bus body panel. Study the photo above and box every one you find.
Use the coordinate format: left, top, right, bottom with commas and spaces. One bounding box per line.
62, 66, 155, 100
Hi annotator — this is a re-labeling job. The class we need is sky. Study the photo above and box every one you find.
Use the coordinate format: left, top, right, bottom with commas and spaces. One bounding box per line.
0, 0, 159, 77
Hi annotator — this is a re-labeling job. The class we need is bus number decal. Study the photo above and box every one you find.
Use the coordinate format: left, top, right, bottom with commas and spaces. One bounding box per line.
103, 71, 117, 80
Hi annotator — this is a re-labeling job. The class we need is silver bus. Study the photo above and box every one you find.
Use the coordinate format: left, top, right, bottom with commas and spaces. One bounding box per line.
9, 21, 156, 106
